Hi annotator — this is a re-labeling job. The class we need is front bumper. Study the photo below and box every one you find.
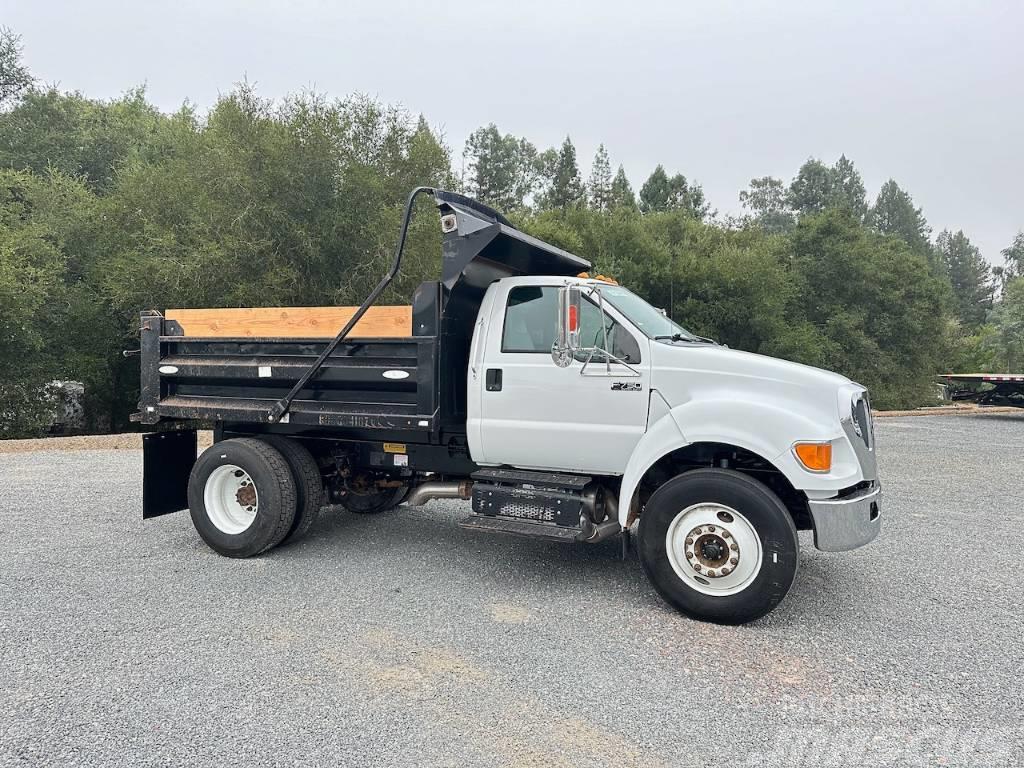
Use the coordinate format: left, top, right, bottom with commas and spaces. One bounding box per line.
808, 483, 881, 552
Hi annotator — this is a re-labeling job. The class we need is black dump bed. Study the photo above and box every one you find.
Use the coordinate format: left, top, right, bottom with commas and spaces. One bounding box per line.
138, 189, 590, 443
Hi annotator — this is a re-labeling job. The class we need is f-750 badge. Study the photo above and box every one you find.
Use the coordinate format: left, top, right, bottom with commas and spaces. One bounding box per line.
611, 382, 642, 391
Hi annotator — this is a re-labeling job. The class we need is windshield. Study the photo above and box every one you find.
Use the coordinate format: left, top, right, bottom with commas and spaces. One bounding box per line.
596, 285, 702, 341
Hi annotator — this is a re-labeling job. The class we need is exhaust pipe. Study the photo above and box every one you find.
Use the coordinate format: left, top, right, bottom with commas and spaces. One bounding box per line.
404, 480, 473, 507
578, 518, 622, 543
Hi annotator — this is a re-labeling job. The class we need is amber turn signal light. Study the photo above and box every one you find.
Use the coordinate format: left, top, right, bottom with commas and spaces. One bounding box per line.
793, 442, 832, 472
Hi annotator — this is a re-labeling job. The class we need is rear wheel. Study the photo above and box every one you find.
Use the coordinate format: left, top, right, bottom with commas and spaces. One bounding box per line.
263, 436, 325, 544
637, 468, 799, 624
187, 438, 297, 558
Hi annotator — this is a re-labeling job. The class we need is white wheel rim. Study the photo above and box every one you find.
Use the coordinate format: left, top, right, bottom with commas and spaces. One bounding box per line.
665, 503, 762, 596
204, 464, 258, 535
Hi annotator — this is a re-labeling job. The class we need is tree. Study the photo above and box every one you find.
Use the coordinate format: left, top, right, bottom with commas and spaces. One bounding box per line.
788, 209, 949, 406
462, 124, 539, 211
869, 179, 931, 255
830, 155, 868, 220
996, 231, 1024, 285
639, 165, 710, 220
609, 165, 637, 211
988, 278, 1024, 372
739, 176, 795, 234
934, 230, 993, 330
587, 144, 613, 212
0, 27, 33, 109
537, 136, 584, 211
788, 155, 867, 219
0, 87, 169, 193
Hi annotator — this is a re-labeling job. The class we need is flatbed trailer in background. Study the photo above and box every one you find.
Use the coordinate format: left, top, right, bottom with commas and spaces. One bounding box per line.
942, 374, 1024, 408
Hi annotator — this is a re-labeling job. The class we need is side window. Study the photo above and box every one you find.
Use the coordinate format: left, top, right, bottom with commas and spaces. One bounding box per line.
500, 285, 642, 363
576, 297, 642, 363
502, 286, 559, 353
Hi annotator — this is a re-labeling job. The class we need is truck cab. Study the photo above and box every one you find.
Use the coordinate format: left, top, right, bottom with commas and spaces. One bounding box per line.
138, 188, 880, 624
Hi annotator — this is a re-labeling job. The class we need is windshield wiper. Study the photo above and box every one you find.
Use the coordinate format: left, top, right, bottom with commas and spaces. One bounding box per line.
654, 333, 717, 344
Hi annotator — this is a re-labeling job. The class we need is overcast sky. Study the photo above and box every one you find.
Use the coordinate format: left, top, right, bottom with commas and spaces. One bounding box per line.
7, 0, 1022, 261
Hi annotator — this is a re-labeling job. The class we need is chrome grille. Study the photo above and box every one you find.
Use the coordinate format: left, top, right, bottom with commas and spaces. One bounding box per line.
853, 395, 872, 449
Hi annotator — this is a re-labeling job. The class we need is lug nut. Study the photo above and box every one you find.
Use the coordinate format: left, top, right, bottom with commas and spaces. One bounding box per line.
693, 564, 702, 572
721, 567, 731, 576
707, 526, 716, 533
730, 543, 739, 551
685, 537, 694, 546
707, 570, 716, 577
730, 557, 739, 565
722, 531, 731, 539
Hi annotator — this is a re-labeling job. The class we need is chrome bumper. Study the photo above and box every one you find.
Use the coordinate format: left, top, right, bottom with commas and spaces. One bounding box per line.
808, 483, 881, 552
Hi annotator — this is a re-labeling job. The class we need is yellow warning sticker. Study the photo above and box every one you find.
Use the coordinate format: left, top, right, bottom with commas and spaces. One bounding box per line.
383, 442, 407, 454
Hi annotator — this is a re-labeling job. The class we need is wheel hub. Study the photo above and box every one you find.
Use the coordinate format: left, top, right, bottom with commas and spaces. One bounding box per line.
685, 525, 740, 577
204, 464, 259, 535
665, 502, 763, 597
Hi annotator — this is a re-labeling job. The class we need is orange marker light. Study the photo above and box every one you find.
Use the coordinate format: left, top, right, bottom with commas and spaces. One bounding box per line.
794, 442, 832, 472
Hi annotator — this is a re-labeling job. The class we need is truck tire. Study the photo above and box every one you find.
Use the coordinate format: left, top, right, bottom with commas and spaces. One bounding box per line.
637, 468, 799, 625
341, 485, 408, 514
263, 436, 325, 544
187, 438, 297, 558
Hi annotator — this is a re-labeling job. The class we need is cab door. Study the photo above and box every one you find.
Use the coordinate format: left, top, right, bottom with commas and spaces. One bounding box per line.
474, 283, 650, 475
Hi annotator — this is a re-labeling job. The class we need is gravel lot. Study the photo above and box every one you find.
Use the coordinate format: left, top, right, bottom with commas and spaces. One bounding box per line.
2, 414, 1022, 767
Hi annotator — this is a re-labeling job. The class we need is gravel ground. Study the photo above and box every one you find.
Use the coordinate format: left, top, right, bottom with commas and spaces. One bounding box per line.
1, 414, 1022, 767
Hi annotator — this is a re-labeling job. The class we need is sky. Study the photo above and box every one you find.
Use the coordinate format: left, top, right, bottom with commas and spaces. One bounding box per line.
5, 0, 1022, 262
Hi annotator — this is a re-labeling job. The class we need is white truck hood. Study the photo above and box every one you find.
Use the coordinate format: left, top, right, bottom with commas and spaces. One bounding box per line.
649, 342, 854, 423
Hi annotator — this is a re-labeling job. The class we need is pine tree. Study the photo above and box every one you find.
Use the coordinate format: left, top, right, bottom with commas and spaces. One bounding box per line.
869, 179, 931, 255
609, 165, 637, 210
935, 230, 994, 329
587, 144, 613, 212
830, 155, 868, 220
538, 136, 584, 211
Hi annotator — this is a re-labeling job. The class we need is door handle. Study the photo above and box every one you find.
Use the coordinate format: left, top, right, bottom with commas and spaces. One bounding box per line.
485, 368, 503, 391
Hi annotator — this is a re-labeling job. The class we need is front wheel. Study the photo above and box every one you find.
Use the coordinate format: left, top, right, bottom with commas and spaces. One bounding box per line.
637, 468, 799, 624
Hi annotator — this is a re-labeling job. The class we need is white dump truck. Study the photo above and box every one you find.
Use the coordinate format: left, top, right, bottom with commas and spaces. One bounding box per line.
138, 188, 880, 624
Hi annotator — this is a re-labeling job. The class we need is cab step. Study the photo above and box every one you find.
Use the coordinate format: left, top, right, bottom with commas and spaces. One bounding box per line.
459, 514, 582, 542
471, 468, 592, 490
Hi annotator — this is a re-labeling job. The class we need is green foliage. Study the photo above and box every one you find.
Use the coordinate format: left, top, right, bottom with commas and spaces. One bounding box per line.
988, 278, 1024, 371
788, 155, 868, 220
934, 230, 993, 329
0, 88, 168, 192
609, 165, 637, 211
0, 168, 108, 436
0, 27, 33, 108
462, 124, 539, 211
587, 144, 613, 212
787, 210, 949, 407
997, 231, 1024, 286
638, 165, 709, 220
869, 179, 931, 255
739, 176, 795, 234
537, 137, 585, 211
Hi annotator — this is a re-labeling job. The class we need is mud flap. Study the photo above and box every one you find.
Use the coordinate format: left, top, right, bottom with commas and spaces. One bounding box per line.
143, 430, 197, 518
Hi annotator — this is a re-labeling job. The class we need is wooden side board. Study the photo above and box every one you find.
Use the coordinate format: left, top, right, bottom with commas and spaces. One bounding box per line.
164, 306, 413, 339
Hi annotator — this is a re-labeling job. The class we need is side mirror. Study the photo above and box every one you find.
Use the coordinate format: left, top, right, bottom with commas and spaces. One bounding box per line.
551, 284, 581, 367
